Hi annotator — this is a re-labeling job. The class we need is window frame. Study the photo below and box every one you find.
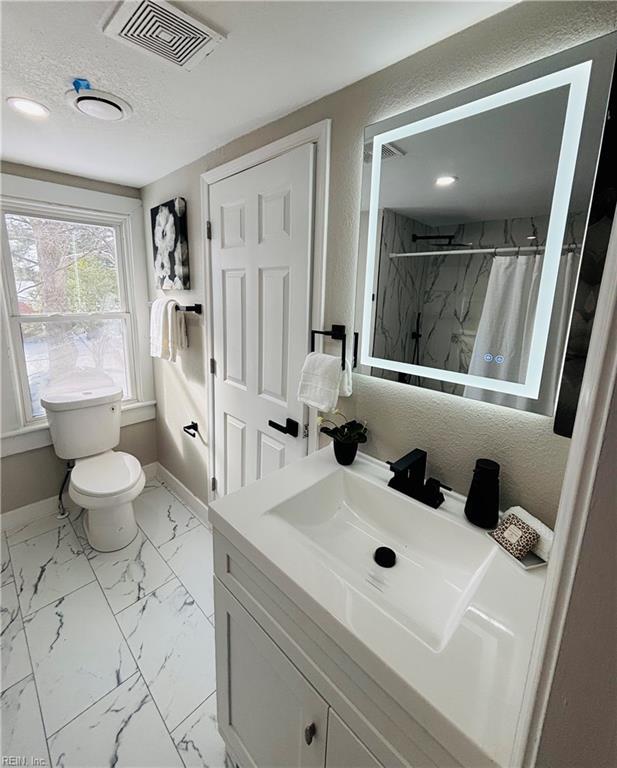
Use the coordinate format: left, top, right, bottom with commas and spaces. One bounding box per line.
1, 201, 142, 424
1, 175, 155, 455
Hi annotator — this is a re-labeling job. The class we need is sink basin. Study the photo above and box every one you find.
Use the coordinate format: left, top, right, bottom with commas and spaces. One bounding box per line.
267, 469, 495, 651
209, 445, 546, 766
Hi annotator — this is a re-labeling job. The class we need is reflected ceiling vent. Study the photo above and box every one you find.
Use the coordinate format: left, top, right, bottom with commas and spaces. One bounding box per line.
104, 0, 225, 71
363, 142, 405, 163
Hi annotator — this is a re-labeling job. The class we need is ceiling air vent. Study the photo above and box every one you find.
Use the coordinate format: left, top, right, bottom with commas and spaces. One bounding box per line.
363, 142, 405, 164
104, 0, 225, 71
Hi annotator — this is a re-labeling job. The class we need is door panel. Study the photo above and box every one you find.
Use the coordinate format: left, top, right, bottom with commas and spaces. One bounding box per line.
223, 269, 247, 387
224, 413, 246, 494
221, 202, 246, 248
210, 143, 315, 496
259, 266, 289, 402
257, 430, 286, 480
215, 580, 328, 768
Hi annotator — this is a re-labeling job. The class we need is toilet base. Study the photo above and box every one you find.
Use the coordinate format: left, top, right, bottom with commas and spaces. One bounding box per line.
83, 502, 139, 552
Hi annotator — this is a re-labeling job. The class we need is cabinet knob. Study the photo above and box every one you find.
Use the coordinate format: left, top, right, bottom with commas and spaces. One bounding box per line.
304, 722, 317, 745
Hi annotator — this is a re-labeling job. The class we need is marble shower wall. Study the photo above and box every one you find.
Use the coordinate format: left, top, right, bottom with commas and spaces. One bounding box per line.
371, 209, 429, 373
371, 209, 586, 396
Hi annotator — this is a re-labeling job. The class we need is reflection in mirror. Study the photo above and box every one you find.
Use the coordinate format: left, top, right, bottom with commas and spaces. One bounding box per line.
355, 61, 608, 416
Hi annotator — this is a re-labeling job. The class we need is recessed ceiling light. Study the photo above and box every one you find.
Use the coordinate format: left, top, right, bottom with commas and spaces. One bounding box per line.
435, 175, 458, 187
6, 97, 49, 119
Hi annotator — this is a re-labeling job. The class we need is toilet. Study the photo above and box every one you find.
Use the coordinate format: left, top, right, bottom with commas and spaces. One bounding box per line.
41, 372, 145, 552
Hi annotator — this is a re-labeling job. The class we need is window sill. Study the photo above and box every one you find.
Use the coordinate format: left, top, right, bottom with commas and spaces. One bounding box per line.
0, 401, 156, 458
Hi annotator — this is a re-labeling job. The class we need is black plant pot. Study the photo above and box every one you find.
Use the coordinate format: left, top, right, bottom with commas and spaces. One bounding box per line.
333, 440, 358, 465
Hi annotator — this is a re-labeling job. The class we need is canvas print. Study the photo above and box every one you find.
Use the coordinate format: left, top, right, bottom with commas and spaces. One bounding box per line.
151, 197, 190, 289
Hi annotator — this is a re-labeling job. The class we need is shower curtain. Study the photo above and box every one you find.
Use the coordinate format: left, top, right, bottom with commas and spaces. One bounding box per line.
464, 250, 578, 414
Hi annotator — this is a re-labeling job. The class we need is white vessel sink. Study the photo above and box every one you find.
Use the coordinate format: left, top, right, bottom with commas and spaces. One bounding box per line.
267, 469, 495, 651
210, 446, 546, 766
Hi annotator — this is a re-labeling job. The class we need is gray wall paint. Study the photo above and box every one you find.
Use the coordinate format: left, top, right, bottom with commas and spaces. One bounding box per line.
142, 2, 617, 526
1, 419, 157, 512
537, 378, 617, 768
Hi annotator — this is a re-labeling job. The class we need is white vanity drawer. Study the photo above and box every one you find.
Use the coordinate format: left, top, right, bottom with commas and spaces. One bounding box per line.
213, 531, 469, 768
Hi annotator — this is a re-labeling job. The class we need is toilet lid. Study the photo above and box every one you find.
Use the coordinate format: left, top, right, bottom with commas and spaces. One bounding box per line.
71, 451, 142, 498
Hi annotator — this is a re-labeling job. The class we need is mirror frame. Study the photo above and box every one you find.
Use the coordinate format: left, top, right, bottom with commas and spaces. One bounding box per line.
358, 35, 616, 400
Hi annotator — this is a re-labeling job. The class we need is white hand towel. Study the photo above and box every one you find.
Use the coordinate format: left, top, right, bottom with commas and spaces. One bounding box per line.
150, 297, 173, 358
166, 301, 188, 362
297, 352, 345, 411
340, 358, 353, 397
505, 506, 554, 561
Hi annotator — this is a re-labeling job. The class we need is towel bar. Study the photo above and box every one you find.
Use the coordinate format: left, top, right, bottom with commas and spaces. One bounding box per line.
310, 324, 358, 370
148, 301, 202, 314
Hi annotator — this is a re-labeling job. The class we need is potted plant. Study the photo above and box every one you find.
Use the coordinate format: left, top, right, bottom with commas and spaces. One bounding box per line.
319, 411, 368, 465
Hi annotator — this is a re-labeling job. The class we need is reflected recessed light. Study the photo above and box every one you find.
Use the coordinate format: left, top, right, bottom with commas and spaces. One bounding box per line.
435, 175, 458, 187
527, 235, 537, 240
6, 97, 50, 119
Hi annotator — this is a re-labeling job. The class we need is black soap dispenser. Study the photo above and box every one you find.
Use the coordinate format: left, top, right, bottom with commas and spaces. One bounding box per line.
464, 459, 500, 529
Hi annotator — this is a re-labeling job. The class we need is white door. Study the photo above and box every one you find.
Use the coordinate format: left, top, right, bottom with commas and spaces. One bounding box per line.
210, 143, 315, 496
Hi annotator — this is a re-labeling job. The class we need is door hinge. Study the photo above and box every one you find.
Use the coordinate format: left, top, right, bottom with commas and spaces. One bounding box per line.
206, 221, 212, 240
303, 424, 309, 439
209, 358, 216, 375
211, 477, 217, 492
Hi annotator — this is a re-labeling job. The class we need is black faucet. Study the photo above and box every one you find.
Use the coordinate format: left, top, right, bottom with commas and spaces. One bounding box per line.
387, 449, 446, 509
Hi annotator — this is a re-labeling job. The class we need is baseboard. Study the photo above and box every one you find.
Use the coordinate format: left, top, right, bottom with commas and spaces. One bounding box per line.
1, 495, 63, 532
142, 462, 158, 482
1, 461, 160, 533
1, 493, 83, 532
155, 462, 210, 526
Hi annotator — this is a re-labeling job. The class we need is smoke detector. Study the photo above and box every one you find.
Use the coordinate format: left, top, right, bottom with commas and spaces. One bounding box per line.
65, 83, 132, 122
103, 0, 225, 71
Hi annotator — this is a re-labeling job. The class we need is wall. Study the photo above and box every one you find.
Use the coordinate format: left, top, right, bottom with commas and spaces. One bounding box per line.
0, 165, 157, 512
0, 420, 157, 512
142, 2, 617, 524
537, 378, 617, 768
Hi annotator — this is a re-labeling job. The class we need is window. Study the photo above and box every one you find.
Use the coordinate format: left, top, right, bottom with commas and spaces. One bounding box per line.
2, 211, 136, 421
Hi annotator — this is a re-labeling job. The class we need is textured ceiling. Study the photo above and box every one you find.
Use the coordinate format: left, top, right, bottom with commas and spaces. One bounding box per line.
0, 1, 512, 187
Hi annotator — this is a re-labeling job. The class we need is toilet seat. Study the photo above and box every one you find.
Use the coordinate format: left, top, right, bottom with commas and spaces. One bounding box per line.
72, 450, 142, 496
70, 450, 145, 509
69, 450, 144, 552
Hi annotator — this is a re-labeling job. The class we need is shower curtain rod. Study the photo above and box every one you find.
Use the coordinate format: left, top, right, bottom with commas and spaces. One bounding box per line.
389, 244, 580, 259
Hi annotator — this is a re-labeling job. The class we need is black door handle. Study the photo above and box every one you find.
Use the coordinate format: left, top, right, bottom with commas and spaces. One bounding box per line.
268, 418, 299, 438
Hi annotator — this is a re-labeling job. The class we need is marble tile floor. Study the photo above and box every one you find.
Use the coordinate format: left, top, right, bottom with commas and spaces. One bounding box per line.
0, 480, 225, 768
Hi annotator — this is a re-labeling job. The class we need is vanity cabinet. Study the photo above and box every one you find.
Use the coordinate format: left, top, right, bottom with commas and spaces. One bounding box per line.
326, 712, 384, 768
215, 582, 329, 768
213, 531, 471, 768
215, 581, 383, 768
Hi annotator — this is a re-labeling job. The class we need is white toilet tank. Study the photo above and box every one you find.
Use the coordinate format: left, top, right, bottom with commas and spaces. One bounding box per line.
41, 371, 123, 460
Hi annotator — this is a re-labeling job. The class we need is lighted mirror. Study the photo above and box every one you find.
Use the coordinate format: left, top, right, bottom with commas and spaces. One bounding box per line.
355, 45, 614, 417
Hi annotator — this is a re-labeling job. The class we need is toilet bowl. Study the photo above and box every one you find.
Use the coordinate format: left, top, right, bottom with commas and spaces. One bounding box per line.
69, 450, 145, 552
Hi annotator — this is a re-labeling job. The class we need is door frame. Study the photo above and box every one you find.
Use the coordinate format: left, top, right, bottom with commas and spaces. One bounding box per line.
517, 214, 617, 766
200, 119, 331, 502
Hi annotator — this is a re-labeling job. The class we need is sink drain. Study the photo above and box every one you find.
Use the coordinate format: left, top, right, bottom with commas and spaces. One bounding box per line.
374, 546, 396, 568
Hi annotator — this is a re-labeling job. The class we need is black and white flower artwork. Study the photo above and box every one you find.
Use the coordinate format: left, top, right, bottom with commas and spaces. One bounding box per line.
150, 197, 190, 290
